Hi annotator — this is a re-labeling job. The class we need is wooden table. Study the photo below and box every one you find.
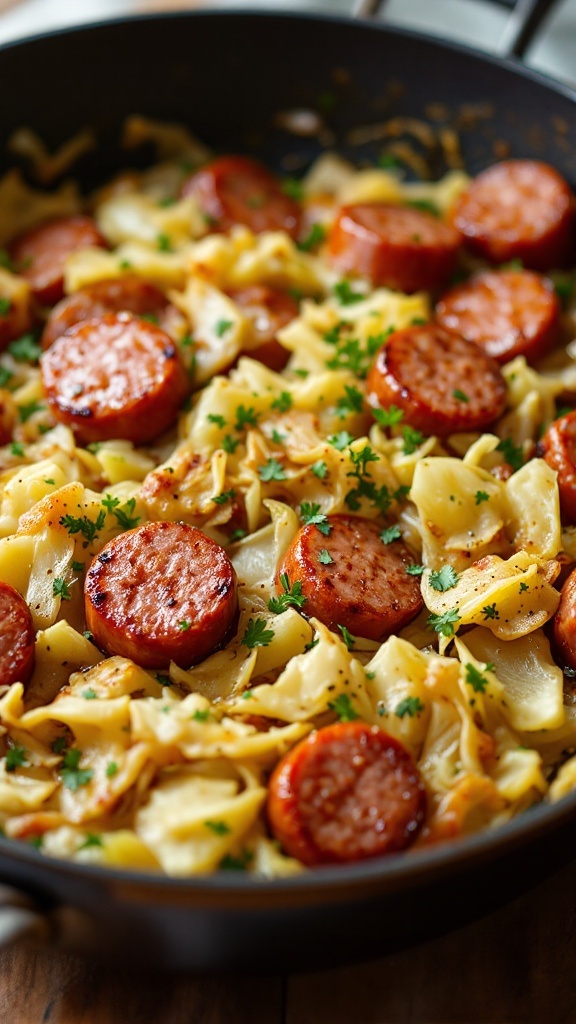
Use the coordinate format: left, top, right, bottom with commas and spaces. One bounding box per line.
0, 858, 573, 1024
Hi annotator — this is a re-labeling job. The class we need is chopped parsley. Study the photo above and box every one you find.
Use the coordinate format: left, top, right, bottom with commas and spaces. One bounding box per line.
18, 400, 44, 423
519, 581, 529, 593
0, 366, 14, 389
106, 761, 119, 778
406, 198, 440, 217
214, 319, 233, 338
453, 389, 470, 403
271, 391, 293, 413
268, 573, 307, 614
234, 405, 259, 431
8, 334, 42, 363
300, 502, 331, 535
336, 384, 364, 417
380, 525, 402, 545
212, 488, 236, 506
429, 565, 458, 592
297, 222, 326, 252
52, 577, 72, 601
156, 232, 172, 252
82, 688, 98, 700
328, 693, 359, 722
258, 458, 286, 482
325, 331, 384, 379
328, 430, 354, 451
337, 624, 355, 649
465, 663, 489, 693
207, 413, 226, 428
156, 674, 172, 687
222, 434, 240, 454
395, 696, 425, 718
78, 833, 103, 850
178, 620, 191, 631
271, 429, 286, 445
310, 460, 328, 479
496, 437, 524, 472
220, 849, 253, 871
5, 744, 28, 772
406, 563, 425, 576
192, 709, 211, 723
482, 603, 499, 621
401, 426, 425, 455
426, 607, 461, 637
60, 510, 106, 545
475, 490, 490, 505
333, 280, 364, 305
241, 618, 275, 648
101, 494, 140, 530
372, 405, 404, 428
204, 820, 231, 836
0, 298, 11, 316
10, 442, 24, 457
282, 178, 304, 200
60, 748, 94, 792
318, 549, 334, 565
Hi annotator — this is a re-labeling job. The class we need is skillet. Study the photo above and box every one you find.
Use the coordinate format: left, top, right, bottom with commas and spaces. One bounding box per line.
0, 0, 574, 973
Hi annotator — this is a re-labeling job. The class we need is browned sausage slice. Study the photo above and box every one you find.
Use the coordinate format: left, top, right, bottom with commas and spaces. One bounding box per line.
327, 202, 461, 293
85, 521, 238, 669
435, 269, 563, 365
229, 285, 298, 371
278, 514, 423, 641
453, 160, 575, 270
538, 411, 576, 522
181, 156, 301, 238
9, 216, 108, 306
553, 566, 576, 671
267, 721, 426, 865
41, 312, 190, 445
0, 581, 35, 686
41, 275, 182, 350
366, 323, 507, 437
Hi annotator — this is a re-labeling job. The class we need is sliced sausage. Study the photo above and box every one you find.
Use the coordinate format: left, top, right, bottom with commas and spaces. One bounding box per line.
9, 216, 108, 306
553, 566, 576, 671
538, 411, 576, 522
435, 269, 563, 365
0, 581, 35, 686
267, 721, 426, 865
85, 521, 238, 669
452, 160, 575, 270
181, 155, 301, 238
229, 285, 298, 371
327, 202, 461, 293
41, 275, 182, 350
366, 323, 507, 437
41, 312, 190, 445
278, 514, 423, 641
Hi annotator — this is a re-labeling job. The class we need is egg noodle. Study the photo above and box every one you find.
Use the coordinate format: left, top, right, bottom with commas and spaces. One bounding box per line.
0, 118, 574, 876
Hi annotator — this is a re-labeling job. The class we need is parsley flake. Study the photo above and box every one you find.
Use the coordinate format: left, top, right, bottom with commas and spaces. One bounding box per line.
268, 573, 307, 614
52, 577, 72, 601
372, 405, 404, 428
106, 761, 119, 778
204, 820, 231, 836
234, 405, 259, 431
207, 413, 226, 428
380, 525, 402, 545
465, 663, 489, 693
429, 565, 458, 592
241, 618, 275, 649
258, 458, 286, 482
212, 488, 236, 506
222, 434, 240, 454
401, 426, 425, 455
337, 624, 355, 649
395, 696, 425, 718
328, 430, 354, 451
482, 603, 499, 620
336, 384, 364, 417
214, 319, 233, 338
406, 563, 425, 576
8, 334, 42, 363
156, 232, 172, 252
475, 490, 490, 505
310, 460, 328, 479
328, 693, 359, 722
220, 849, 253, 871
297, 223, 326, 252
178, 620, 191, 631
318, 549, 334, 565
5, 744, 28, 772
300, 502, 331, 535
334, 280, 364, 305
453, 389, 470, 403
426, 607, 461, 637
78, 833, 104, 850
496, 437, 524, 472
271, 391, 293, 413
60, 748, 94, 792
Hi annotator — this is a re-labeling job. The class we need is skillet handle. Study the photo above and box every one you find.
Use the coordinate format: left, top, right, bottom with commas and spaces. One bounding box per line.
352, 0, 559, 61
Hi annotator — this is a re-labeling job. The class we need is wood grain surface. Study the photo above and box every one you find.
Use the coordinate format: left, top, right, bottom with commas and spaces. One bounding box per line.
0, 858, 573, 1024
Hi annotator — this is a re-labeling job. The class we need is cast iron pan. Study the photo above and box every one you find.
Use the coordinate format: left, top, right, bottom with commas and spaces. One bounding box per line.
0, 1, 574, 973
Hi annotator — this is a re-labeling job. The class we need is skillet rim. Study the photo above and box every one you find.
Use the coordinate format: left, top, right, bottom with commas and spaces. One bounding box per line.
0, 6, 574, 897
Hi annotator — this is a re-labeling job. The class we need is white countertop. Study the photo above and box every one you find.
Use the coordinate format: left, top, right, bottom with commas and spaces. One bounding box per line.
0, 0, 575, 88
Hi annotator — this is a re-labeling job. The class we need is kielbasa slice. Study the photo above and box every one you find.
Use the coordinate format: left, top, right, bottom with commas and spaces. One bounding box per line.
366, 323, 507, 437
435, 269, 563, 365
267, 721, 426, 865
230, 285, 298, 371
278, 514, 423, 641
9, 216, 108, 306
85, 521, 238, 669
453, 160, 575, 270
538, 411, 576, 522
41, 275, 181, 350
0, 581, 35, 686
41, 312, 190, 445
181, 155, 301, 238
553, 566, 576, 671
327, 202, 461, 293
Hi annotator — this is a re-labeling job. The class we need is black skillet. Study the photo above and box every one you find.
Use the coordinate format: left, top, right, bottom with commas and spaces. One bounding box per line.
0, 0, 574, 973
